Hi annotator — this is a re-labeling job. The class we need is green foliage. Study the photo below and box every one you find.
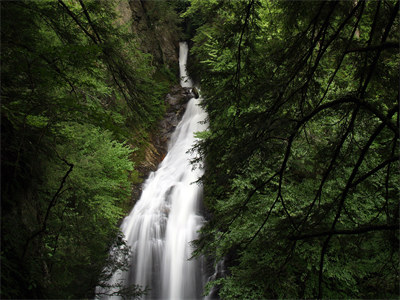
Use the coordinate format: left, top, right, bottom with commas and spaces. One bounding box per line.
0, 0, 174, 298
187, 0, 399, 298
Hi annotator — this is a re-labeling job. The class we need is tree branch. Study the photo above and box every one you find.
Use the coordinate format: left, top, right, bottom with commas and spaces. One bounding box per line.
294, 106, 360, 233
22, 158, 74, 258
345, 42, 398, 54
78, 0, 102, 43
358, 0, 399, 97
289, 224, 397, 240
220, 172, 279, 235
317, 105, 397, 298
244, 195, 280, 249
234, 0, 255, 105
351, 156, 399, 188
57, 0, 98, 45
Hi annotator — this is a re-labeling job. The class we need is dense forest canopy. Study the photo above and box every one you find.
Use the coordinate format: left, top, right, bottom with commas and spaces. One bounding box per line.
186, 0, 399, 299
1, 0, 399, 299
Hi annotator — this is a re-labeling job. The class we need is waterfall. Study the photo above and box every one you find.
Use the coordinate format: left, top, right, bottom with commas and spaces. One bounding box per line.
103, 42, 207, 299
179, 42, 194, 88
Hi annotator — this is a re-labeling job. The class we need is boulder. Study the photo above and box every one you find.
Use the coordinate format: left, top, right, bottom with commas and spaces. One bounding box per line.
192, 86, 200, 99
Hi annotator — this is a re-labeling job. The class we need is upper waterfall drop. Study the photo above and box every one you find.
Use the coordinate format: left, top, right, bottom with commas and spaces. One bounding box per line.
101, 42, 208, 299
179, 42, 194, 88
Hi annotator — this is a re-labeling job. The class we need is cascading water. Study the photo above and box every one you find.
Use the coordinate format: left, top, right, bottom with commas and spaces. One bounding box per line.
179, 43, 193, 88
104, 42, 208, 299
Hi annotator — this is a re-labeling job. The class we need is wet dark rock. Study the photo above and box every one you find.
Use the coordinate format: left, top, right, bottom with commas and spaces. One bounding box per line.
131, 85, 193, 204
154, 85, 193, 154
192, 87, 200, 99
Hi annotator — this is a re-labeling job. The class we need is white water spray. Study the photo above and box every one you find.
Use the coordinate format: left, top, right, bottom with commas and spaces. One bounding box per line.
103, 42, 207, 299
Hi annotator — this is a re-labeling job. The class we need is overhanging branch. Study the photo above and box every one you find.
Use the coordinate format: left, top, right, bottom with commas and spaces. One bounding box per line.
22, 158, 74, 258
345, 42, 398, 53
289, 224, 398, 240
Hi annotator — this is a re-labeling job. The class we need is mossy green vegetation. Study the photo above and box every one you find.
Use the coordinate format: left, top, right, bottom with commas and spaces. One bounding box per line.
185, 0, 399, 298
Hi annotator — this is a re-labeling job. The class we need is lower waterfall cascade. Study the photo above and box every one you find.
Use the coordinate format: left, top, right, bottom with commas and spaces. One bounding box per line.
103, 42, 209, 299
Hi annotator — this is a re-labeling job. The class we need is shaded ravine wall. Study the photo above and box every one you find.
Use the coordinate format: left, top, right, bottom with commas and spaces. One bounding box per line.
116, 0, 180, 70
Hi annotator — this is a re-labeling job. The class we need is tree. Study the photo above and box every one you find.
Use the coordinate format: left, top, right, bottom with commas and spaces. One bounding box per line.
186, 0, 399, 298
1, 0, 167, 297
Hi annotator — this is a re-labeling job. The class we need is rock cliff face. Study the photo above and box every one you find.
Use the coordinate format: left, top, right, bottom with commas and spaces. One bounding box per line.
117, 0, 181, 69
131, 86, 196, 201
